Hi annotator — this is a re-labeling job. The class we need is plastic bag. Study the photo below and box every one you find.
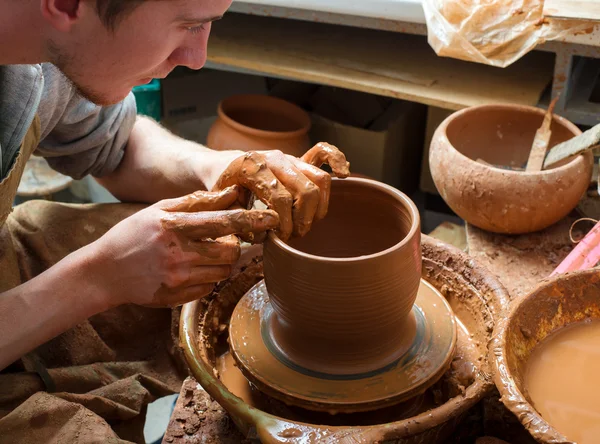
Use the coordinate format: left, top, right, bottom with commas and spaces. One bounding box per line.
422, 0, 591, 67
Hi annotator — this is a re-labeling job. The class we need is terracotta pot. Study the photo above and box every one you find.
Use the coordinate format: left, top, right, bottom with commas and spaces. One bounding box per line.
492, 269, 600, 443
206, 94, 311, 157
430, 104, 593, 234
180, 236, 510, 443
263, 177, 421, 375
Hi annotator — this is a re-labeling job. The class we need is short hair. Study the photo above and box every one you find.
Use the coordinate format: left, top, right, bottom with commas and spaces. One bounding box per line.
95, 0, 145, 30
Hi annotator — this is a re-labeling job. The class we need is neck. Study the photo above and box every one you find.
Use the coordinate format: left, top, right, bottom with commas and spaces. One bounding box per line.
0, 1, 47, 64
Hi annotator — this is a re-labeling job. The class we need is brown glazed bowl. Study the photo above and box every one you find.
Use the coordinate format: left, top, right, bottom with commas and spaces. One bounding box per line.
430, 104, 593, 234
263, 177, 422, 375
180, 236, 510, 443
206, 94, 312, 157
492, 269, 600, 443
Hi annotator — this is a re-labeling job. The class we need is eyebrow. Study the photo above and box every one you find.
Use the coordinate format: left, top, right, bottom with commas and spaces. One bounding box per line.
175, 14, 223, 24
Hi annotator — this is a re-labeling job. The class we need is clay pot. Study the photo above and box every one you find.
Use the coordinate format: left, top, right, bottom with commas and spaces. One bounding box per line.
206, 94, 311, 157
262, 177, 421, 375
180, 236, 510, 443
430, 104, 593, 234
492, 269, 600, 444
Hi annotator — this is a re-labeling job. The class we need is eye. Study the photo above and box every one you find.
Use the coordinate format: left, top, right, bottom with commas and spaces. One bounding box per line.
186, 24, 206, 35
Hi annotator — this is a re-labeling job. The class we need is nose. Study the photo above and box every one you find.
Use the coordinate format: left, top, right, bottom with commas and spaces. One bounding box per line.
169, 46, 207, 70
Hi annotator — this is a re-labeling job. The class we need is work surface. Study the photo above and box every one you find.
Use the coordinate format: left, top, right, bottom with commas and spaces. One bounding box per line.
163, 218, 585, 443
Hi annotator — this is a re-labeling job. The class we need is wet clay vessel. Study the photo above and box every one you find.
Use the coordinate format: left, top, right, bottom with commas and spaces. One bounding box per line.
180, 236, 510, 443
492, 269, 600, 444
227, 179, 456, 412
263, 178, 423, 376
430, 104, 593, 234
206, 94, 311, 157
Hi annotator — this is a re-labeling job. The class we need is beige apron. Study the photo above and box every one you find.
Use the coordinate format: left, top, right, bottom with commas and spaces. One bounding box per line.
0, 118, 186, 443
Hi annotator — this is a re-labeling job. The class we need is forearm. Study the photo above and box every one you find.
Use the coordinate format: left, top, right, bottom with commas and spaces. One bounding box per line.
96, 116, 243, 203
0, 244, 109, 370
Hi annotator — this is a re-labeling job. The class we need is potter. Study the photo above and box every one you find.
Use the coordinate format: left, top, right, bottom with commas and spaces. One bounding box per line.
0, 0, 352, 441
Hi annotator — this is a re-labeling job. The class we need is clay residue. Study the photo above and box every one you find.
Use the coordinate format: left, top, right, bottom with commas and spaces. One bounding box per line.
467, 218, 582, 300
163, 377, 249, 443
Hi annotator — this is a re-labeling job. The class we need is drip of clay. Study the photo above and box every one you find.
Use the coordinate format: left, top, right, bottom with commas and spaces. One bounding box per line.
263, 178, 422, 375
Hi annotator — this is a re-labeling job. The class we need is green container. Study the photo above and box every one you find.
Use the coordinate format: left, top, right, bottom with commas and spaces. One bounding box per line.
133, 79, 162, 121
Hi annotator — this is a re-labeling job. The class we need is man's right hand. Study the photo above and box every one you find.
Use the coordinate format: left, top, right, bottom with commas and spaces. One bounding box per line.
90, 185, 278, 309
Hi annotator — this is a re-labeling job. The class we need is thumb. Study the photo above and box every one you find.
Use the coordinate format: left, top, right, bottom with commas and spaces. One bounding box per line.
159, 185, 239, 212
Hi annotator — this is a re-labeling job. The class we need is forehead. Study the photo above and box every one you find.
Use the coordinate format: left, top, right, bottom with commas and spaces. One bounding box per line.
134, 0, 231, 20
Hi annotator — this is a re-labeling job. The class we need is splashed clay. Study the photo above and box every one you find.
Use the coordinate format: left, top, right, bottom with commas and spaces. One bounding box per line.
430, 104, 593, 234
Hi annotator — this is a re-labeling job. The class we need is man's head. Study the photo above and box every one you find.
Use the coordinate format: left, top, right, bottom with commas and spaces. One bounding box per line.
42, 0, 231, 105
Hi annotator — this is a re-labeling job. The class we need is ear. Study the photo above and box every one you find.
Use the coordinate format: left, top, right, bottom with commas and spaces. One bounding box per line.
40, 0, 82, 32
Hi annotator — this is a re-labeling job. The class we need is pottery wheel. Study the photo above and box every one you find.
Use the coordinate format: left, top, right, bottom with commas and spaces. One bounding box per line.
229, 279, 457, 413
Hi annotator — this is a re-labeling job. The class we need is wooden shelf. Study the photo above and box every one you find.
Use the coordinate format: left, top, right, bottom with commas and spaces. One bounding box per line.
209, 13, 556, 110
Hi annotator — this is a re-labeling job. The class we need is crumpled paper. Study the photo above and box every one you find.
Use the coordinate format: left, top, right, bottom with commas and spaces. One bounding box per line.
422, 0, 591, 67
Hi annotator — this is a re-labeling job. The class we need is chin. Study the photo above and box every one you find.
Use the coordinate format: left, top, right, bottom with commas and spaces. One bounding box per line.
73, 82, 133, 107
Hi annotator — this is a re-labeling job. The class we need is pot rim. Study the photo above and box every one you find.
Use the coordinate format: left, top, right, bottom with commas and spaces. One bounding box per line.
267, 177, 421, 263
491, 268, 600, 442
217, 94, 311, 140
437, 103, 586, 177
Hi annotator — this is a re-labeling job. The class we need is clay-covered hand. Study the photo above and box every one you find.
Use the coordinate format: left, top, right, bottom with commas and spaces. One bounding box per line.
91, 186, 278, 308
213, 142, 350, 240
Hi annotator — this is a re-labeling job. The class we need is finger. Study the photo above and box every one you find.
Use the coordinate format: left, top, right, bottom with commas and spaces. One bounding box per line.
263, 151, 320, 238
149, 283, 215, 308
214, 152, 294, 241
187, 235, 241, 265
291, 158, 332, 221
188, 265, 232, 284
162, 209, 279, 240
301, 142, 351, 178
159, 186, 239, 212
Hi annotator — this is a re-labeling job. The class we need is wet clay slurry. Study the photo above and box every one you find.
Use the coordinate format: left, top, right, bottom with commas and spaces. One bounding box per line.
526, 320, 600, 444
262, 178, 422, 376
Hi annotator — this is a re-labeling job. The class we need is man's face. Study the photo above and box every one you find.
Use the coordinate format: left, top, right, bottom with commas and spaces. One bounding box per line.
50, 0, 232, 105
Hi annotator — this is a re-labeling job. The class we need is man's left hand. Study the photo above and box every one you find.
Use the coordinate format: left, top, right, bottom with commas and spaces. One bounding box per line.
213, 142, 350, 241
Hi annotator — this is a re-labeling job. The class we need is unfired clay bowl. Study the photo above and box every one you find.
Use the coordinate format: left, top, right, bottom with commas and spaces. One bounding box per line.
430, 104, 593, 234
263, 178, 422, 375
206, 94, 311, 157
492, 269, 600, 443
180, 236, 510, 443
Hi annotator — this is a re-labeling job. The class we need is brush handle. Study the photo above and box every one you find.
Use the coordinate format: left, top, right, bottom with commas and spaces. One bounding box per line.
550, 219, 600, 276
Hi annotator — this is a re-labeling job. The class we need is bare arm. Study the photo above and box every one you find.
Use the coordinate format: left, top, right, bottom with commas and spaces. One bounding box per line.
96, 115, 244, 202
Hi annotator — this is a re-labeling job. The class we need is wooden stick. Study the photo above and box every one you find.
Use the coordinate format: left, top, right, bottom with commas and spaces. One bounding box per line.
550, 219, 600, 276
525, 97, 559, 172
543, 122, 600, 169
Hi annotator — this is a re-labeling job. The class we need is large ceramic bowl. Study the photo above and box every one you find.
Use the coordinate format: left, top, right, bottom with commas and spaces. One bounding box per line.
180, 236, 510, 443
492, 269, 600, 443
430, 104, 593, 234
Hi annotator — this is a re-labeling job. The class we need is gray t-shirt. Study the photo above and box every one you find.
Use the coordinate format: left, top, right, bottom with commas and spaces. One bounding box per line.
0, 63, 136, 181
